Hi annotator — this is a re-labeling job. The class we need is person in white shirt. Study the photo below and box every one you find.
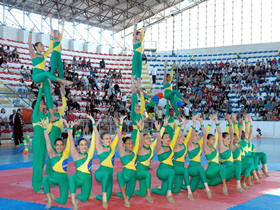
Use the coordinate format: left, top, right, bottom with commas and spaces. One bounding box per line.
152, 67, 157, 84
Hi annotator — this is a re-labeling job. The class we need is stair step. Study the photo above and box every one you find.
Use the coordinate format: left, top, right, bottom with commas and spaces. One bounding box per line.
0, 88, 10, 92
0, 100, 11, 104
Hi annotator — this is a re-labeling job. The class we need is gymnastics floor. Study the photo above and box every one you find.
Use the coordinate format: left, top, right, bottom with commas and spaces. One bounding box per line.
0, 138, 280, 210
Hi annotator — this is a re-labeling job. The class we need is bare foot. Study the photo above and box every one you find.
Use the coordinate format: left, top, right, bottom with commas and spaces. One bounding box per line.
188, 193, 194, 200
146, 195, 154, 203
73, 199, 79, 210
236, 187, 246, 193
36, 189, 44, 194
262, 168, 269, 177
124, 198, 130, 207
242, 183, 248, 189
167, 195, 175, 203
88, 193, 96, 200
102, 201, 108, 209
206, 190, 212, 199
45, 196, 53, 209
222, 186, 229, 195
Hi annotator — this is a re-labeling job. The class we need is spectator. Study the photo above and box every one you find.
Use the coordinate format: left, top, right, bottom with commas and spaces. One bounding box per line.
100, 59, 105, 69
11, 47, 19, 62
4, 46, 11, 60
0, 108, 9, 132
9, 109, 16, 142
13, 109, 24, 146
72, 56, 77, 66
151, 67, 157, 84
142, 53, 147, 64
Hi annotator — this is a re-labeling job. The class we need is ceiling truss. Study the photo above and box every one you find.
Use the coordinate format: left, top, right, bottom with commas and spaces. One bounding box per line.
0, 0, 184, 32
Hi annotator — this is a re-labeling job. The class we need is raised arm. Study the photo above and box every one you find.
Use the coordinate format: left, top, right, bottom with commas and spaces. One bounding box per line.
133, 127, 140, 154
139, 90, 145, 115
232, 113, 240, 139
170, 119, 183, 150
49, 14, 53, 36
136, 119, 145, 148
225, 114, 234, 149
154, 120, 163, 152
130, 92, 137, 118
117, 121, 127, 157
42, 119, 56, 157
59, 17, 65, 41
86, 115, 96, 158
63, 119, 79, 160
133, 16, 139, 44
58, 86, 67, 116
248, 115, 253, 141
202, 116, 210, 153
110, 116, 124, 153
163, 60, 168, 84
43, 38, 53, 57
189, 115, 197, 144
28, 28, 36, 58
214, 114, 226, 152
139, 27, 145, 43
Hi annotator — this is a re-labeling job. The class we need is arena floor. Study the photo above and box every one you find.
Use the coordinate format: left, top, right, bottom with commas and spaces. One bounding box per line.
0, 138, 279, 210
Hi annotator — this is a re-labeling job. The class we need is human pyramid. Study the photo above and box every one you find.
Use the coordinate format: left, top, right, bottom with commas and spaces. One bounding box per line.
29, 15, 269, 210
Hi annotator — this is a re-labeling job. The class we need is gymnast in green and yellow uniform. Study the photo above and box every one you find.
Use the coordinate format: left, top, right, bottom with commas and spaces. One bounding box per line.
246, 115, 269, 178
130, 85, 145, 145
116, 120, 141, 207
65, 115, 96, 210
230, 114, 253, 189
163, 61, 184, 117
201, 114, 228, 195
134, 121, 166, 203
41, 120, 70, 209
151, 118, 182, 203
164, 102, 178, 139
32, 86, 52, 193
28, 19, 72, 122
132, 16, 145, 81
187, 114, 211, 198
215, 115, 245, 192
45, 86, 67, 175
172, 119, 193, 200
50, 17, 65, 79
238, 116, 261, 186
94, 116, 125, 209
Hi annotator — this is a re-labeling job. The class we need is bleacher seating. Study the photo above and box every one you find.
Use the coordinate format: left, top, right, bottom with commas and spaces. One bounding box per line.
0, 37, 133, 117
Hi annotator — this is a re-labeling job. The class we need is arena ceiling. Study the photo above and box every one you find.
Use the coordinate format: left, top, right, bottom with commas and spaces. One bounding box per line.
1, 0, 185, 32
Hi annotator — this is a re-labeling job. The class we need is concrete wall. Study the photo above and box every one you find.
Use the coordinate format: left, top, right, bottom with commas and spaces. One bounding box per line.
0, 25, 104, 53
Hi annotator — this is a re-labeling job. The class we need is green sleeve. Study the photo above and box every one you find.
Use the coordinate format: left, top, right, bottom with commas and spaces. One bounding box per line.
32, 88, 43, 123
165, 101, 170, 117
130, 92, 137, 120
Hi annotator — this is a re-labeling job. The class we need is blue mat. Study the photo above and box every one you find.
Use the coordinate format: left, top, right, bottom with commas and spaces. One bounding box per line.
228, 194, 280, 210
0, 162, 33, 171
0, 197, 69, 210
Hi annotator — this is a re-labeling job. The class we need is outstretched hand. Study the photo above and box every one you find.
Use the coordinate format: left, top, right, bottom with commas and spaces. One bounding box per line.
120, 115, 127, 124
72, 120, 80, 128
86, 114, 95, 124
41, 119, 47, 129
163, 116, 169, 126
154, 120, 161, 131
63, 119, 69, 128
136, 119, 144, 130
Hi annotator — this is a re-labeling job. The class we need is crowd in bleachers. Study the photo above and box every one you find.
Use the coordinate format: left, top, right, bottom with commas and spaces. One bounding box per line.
174, 58, 280, 121
1, 37, 280, 140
